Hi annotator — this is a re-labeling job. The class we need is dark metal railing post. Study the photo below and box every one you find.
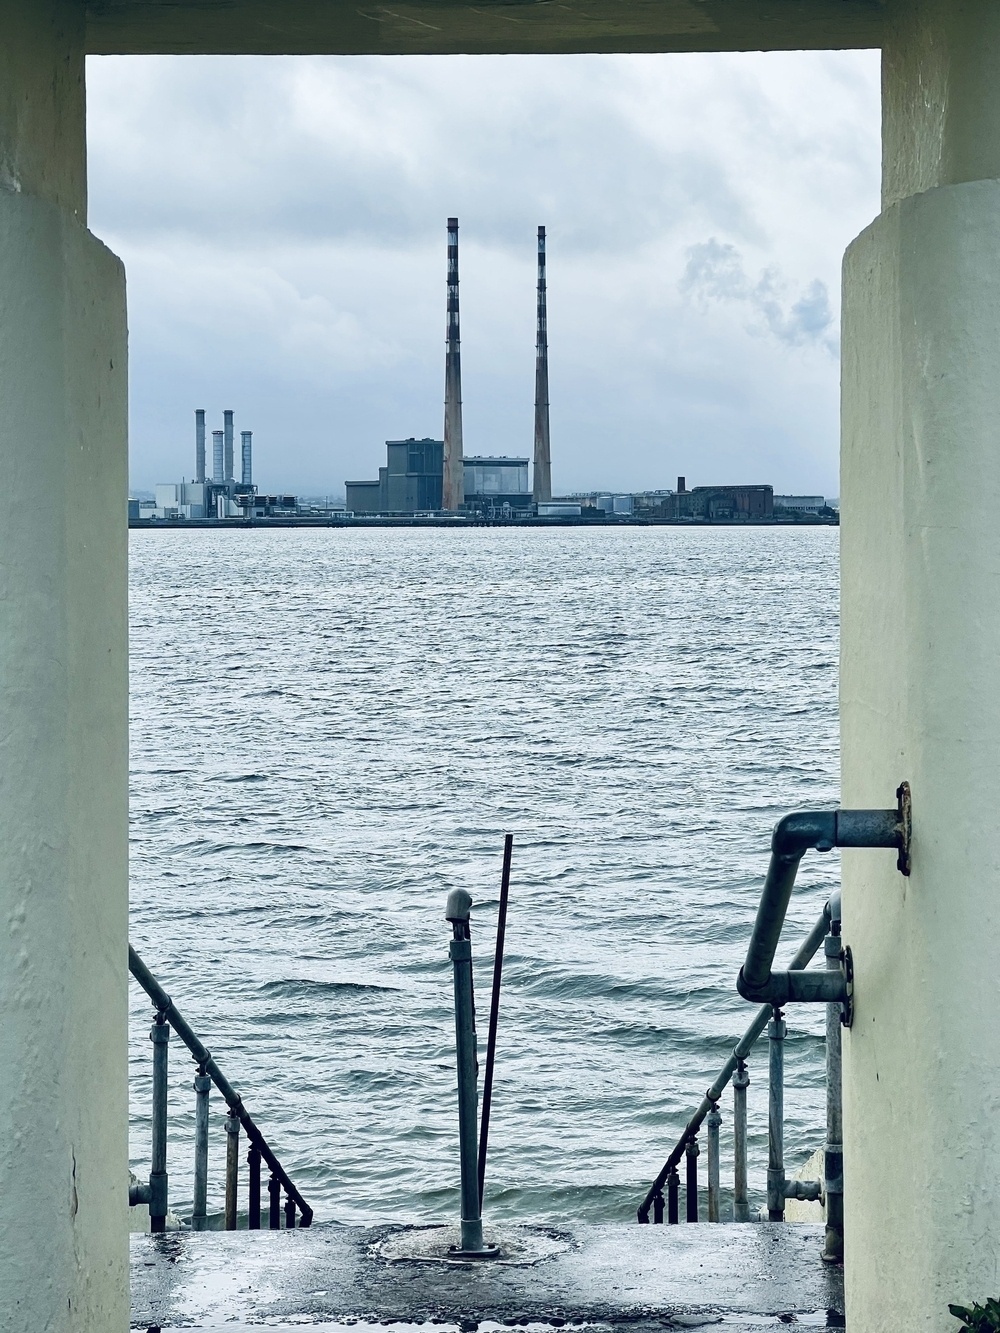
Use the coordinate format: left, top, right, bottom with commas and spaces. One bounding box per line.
685, 1136, 699, 1222
652, 1191, 664, 1223
268, 1173, 281, 1229
225, 1108, 240, 1230
149, 1013, 170, 1232
192, 1066, 211, 1230
706, 1098, 721, 1222
733, 1059, 750, 1221
445, 889, 497, 1257
129, 946, 314, 1229
248, 1143, 261, 1230
767, 1006, 786, 1221
824, 901, 845, 1263
285, 1194, 296, 1229
667, 1167, 680, 1224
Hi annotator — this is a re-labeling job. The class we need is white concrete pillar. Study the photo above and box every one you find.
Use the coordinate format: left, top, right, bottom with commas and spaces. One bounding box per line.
0, 3, 129, 1330
841, 3, 1000, 1329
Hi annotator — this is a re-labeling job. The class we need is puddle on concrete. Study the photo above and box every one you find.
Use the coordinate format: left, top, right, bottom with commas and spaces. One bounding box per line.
371, 1225, 573, 1267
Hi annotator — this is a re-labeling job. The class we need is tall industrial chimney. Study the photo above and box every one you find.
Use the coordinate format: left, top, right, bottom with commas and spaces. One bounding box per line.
532, 225, 552, 504
442, 217, 464, 512
223, 409, 235, 482
212, 430, 225, 483
241, 431, 253, 486
195, 409, 206, 483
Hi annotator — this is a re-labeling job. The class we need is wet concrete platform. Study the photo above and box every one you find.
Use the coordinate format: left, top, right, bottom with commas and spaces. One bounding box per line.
130, 1221, 844, 1331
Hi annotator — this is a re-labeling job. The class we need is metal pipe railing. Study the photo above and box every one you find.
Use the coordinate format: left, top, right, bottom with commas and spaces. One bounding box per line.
824, 896, 845, 1263
637, 790, 911, 1234
225, 1110, 240, 1231
637, 904, 831, 1223
732, 1059, 750, 1221
444, 890, 497, 1258
737, 797, 907, 1007
149, 1015, 169, 1232
192, 1068, 211, 1230
766, 1007, 786, 1220
685, 1137, 699, 1222
129, 944, 313, 1228
248, 1143, 262, 1230
706, 1099, 721, 1222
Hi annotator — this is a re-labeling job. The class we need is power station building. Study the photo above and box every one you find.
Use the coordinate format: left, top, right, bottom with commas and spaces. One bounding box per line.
346, 439, 530, 516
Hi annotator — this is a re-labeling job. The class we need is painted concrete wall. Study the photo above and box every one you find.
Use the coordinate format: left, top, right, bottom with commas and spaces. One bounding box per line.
0, 187, 130, 1333
842, 7, 1000, 1324
0, 3, 130, 1329
841, 179, 1000, 1332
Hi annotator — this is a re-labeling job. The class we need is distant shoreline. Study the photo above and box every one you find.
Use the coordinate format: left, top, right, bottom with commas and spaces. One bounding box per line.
129, 514, 838, 530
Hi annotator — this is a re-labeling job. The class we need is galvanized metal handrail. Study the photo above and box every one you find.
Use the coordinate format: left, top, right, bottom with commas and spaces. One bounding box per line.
737, 791, 909, 1008
129, 944, 314, 1228
636, 903, 832, 1224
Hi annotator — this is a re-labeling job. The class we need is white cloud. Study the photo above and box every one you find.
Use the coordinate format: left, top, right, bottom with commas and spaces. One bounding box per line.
86, 49, 881, 496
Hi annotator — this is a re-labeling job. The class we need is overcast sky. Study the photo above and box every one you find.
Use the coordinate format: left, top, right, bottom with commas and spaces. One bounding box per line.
86, 50, 881, 498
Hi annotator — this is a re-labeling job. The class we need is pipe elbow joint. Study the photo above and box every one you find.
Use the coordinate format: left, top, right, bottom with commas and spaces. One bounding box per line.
737, 966, 787, 1005
771, 811, 837, 862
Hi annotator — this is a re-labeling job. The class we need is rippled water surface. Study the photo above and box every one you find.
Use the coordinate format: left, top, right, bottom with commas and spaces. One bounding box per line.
129, 526, 839, 1226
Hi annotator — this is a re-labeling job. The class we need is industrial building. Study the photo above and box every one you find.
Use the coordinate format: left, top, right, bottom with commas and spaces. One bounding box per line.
346, 437, 442, 514
144, 410, 268, 519
653, 476, 774, 522
774, 494, 828, 514
463, 456, 531, 515
347, 440, 530, 516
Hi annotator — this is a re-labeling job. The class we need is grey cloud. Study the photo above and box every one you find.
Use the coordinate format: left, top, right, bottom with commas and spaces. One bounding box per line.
680, 238, 836, 353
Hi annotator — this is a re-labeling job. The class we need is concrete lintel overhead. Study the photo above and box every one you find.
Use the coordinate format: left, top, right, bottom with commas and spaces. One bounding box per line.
85, 0, 884, 57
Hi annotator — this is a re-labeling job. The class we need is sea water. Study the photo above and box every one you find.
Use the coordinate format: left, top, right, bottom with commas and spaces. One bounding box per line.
128, 525, 839, 1226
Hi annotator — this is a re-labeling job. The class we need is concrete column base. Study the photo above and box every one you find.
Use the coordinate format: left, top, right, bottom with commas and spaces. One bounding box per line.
0, 188, 128, 1331
841, 179, 1000, 1332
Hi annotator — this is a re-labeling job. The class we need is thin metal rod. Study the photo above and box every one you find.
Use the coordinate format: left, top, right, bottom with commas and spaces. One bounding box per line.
478, 833, 513, 1208
268, 1174, 281, 1229
446, 889, 487, 1254
128, 945, 314, 1225
248, 1144, 261, 1230
637, 906, 829, 1221
149, 1014, 169, 1232
225, 1108, 240, 1230
192, 1068, 211, 1231
685, 1137, 699, 1222
652, 1191, 664, 1223
733, 1060, 750, 1222
767, 1007, 786, 1221
706, 1101, 721, 1222
667, 1168, 679, 1224
824, 916, 845, 1263
285, 1194, 296, 1229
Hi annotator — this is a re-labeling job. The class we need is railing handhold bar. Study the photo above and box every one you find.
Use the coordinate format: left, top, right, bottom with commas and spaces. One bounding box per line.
128, 944, 314, 1226
637, 903, 831, 1223
737, 794, 908, 1007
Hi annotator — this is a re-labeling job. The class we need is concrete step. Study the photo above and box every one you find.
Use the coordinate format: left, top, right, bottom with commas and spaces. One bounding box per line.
130, 1220, 844, 1332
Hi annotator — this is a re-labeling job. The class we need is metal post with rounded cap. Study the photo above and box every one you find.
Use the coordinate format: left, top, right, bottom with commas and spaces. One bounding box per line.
445, 889, 498, 1258
192, 1068, 211, 1230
